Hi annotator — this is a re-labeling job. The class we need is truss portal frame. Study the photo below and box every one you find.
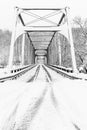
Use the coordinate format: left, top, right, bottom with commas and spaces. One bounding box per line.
8, 7, 78, 73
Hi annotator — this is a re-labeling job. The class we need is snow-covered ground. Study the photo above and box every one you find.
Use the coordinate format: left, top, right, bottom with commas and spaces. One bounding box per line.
0, 65, 87, 129
0, 65, 36, 79
17, 65, 40, 82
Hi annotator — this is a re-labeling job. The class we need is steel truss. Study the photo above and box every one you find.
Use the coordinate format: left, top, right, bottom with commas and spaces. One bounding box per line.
8, 7, 78, 73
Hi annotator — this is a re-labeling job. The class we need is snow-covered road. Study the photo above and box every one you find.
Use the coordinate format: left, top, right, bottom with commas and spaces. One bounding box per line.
0, 64, 87, 129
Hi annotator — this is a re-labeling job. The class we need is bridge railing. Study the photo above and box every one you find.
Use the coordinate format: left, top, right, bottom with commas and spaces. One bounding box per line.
0, 64, 36, 83
49, 65, 73, 73
46, 65, 84, 80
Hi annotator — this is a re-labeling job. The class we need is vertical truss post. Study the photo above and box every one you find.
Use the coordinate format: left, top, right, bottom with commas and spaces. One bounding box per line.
8, 7, 19, 69
21, 33, 26, 66
66, 7, 78, 73
57, 32, 62, 66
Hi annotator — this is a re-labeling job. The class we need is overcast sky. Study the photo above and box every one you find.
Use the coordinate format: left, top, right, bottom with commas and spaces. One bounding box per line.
0, 0, 87, 30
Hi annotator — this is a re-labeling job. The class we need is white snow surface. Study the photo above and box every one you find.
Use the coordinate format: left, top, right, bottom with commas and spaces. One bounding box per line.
0, 66, 87, 129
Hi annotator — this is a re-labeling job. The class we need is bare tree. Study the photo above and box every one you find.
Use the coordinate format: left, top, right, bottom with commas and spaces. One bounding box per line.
73, 16, 87, 44
73, 16, 87, 72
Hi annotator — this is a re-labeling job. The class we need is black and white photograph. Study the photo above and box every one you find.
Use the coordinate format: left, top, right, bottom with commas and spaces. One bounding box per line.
0, 0, 87, 129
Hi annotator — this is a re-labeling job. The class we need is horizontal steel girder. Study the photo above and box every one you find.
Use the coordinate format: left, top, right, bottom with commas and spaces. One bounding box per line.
22, 26, 64, 31
30, 37, 52, 41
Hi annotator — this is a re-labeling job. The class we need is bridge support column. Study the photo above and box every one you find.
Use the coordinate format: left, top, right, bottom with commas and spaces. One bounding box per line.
66, 7, 78, 73
57, 33, 62, 66
8, 8, 18, 69
21, 33, 25, 66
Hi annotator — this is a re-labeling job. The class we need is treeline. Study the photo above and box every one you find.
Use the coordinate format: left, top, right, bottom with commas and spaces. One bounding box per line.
0, 30, 11, 66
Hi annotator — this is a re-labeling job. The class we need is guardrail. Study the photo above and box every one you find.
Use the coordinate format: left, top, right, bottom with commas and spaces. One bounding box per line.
10, 65, 35, 73
50, 65, 73, 73
0, 64, 36, 83
46, 65, 82, 80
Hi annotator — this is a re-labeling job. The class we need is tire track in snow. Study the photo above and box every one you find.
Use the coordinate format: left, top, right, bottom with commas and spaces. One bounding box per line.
27, 65, 40, 82
0, 64, 83, 130
42, 65, 52, 82
17, 65, 39, 82
50, 84, 81, 130
42, 65, 81, 130
13, 86, 48, 130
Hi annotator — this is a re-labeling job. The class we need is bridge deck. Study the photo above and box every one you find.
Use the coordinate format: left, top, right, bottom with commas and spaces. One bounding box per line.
0, 64, 86, 129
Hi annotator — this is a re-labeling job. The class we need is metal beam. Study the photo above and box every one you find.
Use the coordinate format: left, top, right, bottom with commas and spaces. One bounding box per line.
18, 14, 25, 26
21, 33, 25, 65
34, 48, 47, 51
48, 13, 65, 48
34, 44, 48, 46
8, 8, 18, 68
31, 41, 50, 42
58, 13, 65, 26
66, 7, 78, 73
18, 14, 33, 45
49, 31, 56, 45
34, 46, 48, 50
29, 32, 54, 36
16, 7, 62, 10
57, 33, 61, 65
32, 43, 50, 46
29, 35, 53, 37
30, 37, 52, 41
23, 26, 63, 31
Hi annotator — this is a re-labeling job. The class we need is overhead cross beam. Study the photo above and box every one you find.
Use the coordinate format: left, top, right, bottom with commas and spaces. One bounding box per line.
22, 26, 64, 31
19, 10, 66, 52
17, 7, 62, 10
23, 11, 58, 26
23, 10, 62, 26
17, 8, 66, 50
